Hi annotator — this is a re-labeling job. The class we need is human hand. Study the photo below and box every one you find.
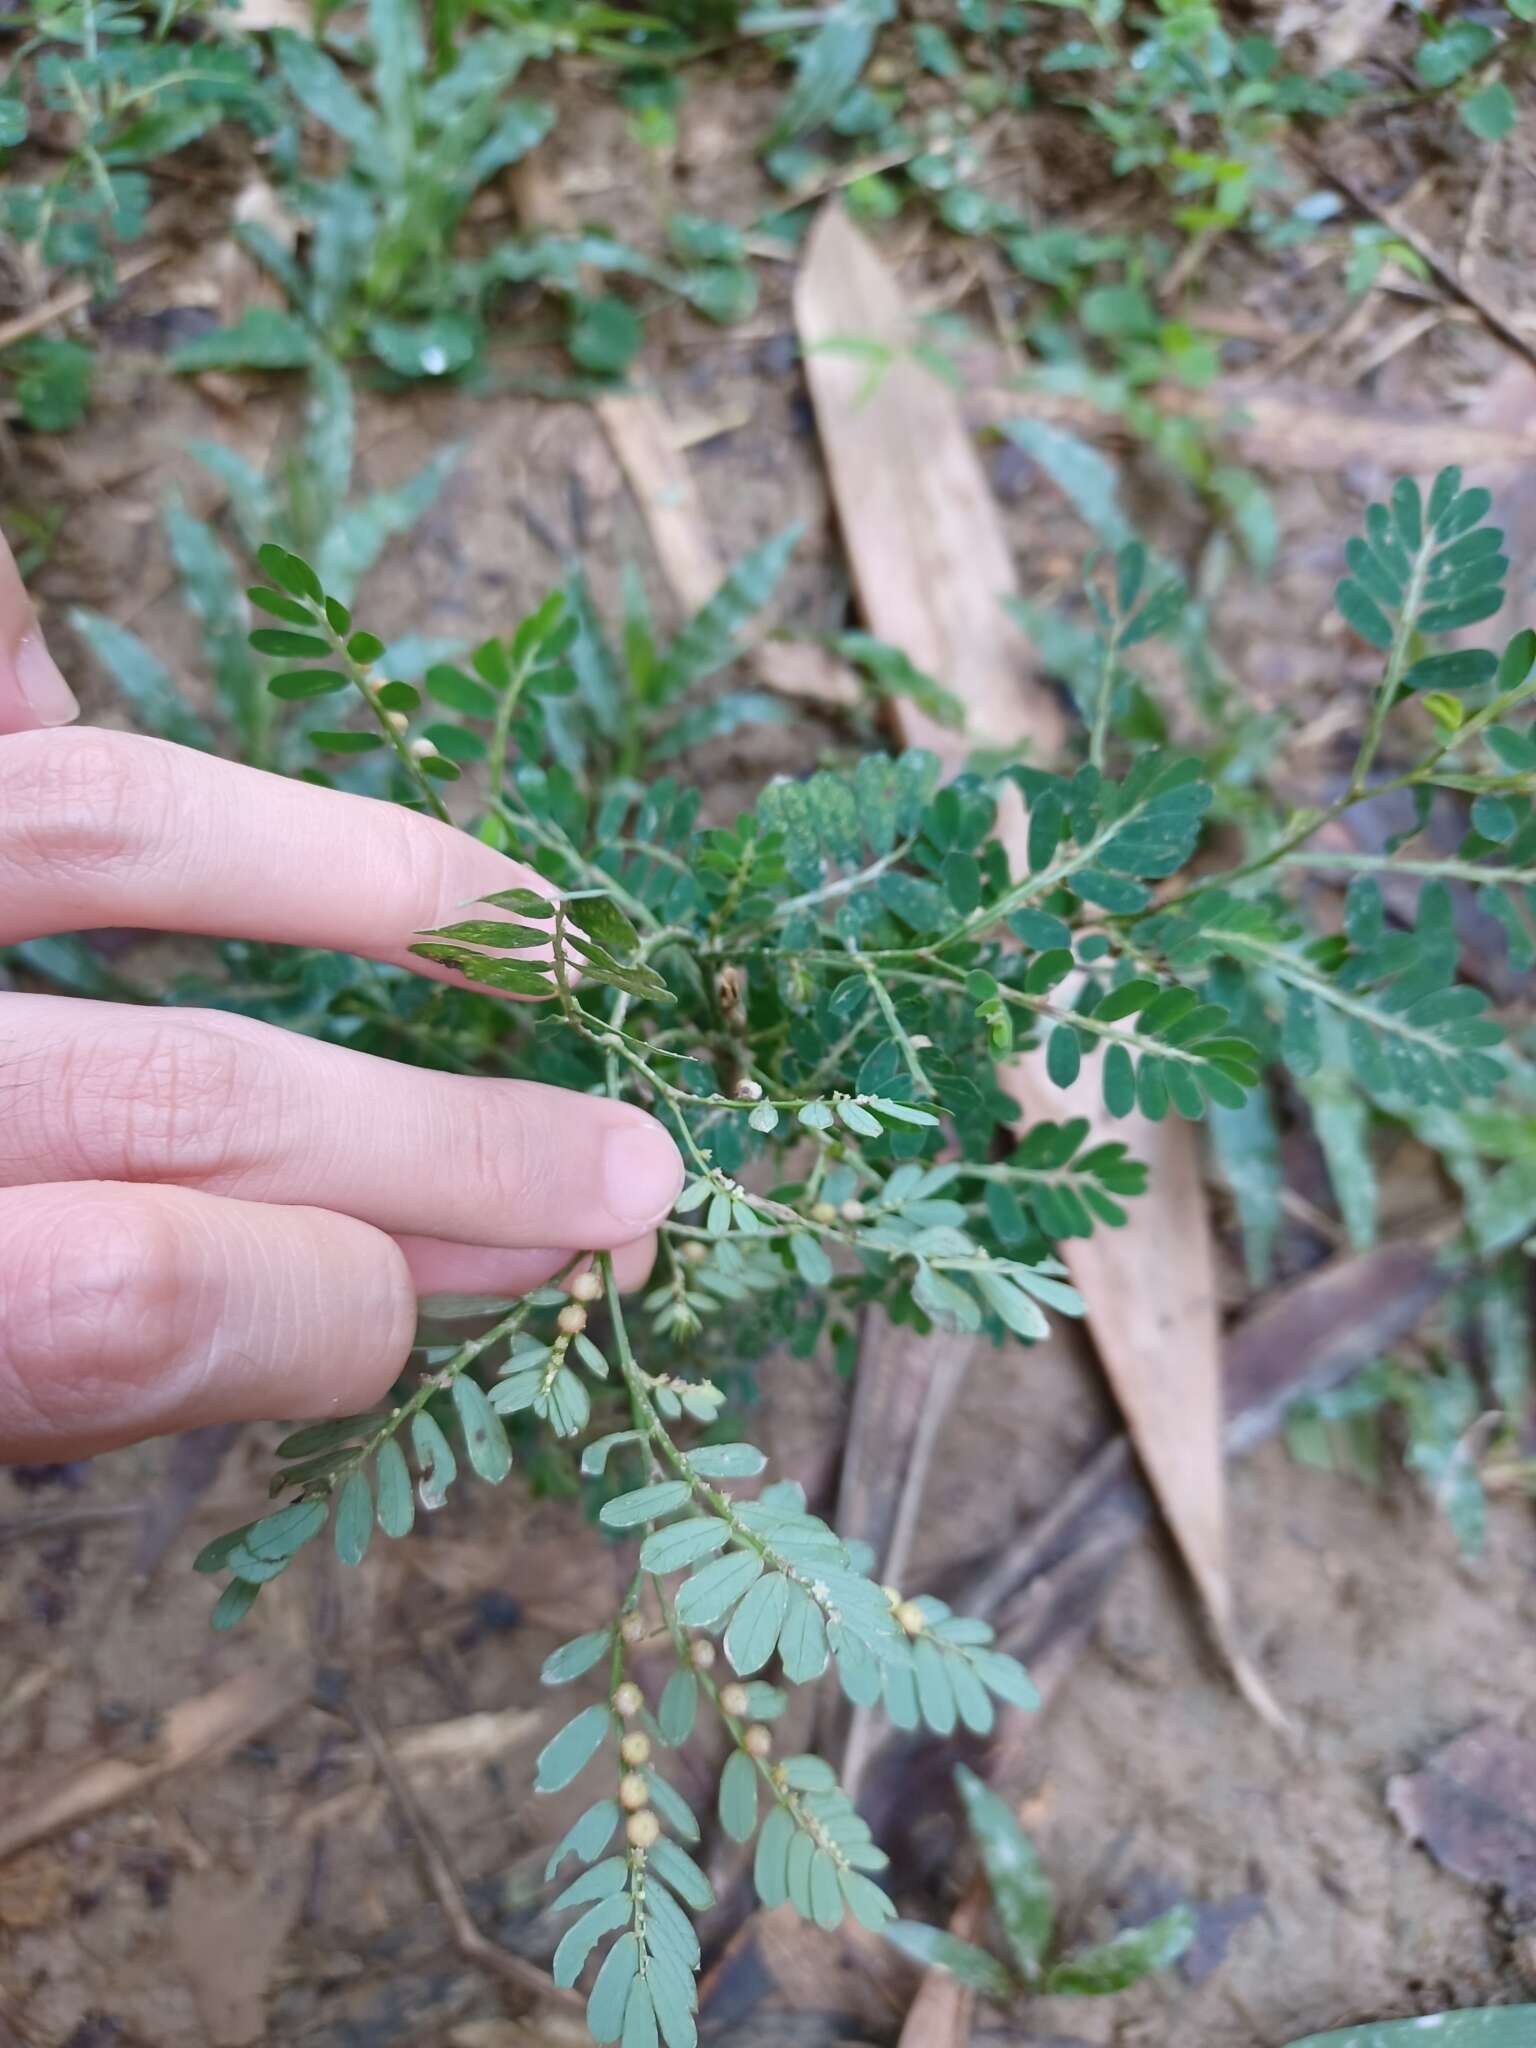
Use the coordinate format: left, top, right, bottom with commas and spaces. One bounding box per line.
0, 533, 683, 1464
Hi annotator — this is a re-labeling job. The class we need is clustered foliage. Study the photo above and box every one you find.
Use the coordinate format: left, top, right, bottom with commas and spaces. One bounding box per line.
6, 0, 1536, 2034
3, 0, 1527, 443
54, 463, 1508, 2043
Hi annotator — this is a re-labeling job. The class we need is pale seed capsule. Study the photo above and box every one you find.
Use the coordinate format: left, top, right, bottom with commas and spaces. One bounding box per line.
613, 1681, 644, 1717
626, 1809, 661, 1850
718, 1683, 750, 1718
620, 1613, 648, 1646
557, 1302, 588, 1337
569, 1270, 603, 1304
810, 1201, 838, 1225
895, 1599, 927, 1637
407, 736, 438, 761
619, 1771, 651, 1811
743, 1724, 773, 1759
840, 1199, 867, 1223
734, 1078, 764, 1102
682, 1240, 709, 1265
384, 709, 409, 734
620, 1731, 652, 1767
689, 1639, 717, 1671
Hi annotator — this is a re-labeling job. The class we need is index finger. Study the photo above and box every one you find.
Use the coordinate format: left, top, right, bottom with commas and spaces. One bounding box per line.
0, 523, 80, 735
1, 727, 558, 979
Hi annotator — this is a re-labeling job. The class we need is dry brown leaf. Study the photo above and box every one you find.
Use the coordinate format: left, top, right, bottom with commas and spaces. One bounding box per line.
1274, 0, 1397, 67
1388, 1721, 1536, 1907
170, 1845, 307, 2046
792, 204, 1272, 1729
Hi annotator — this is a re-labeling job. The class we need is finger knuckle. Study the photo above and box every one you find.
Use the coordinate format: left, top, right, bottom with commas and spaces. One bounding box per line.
0, 728, 176, 887
24, 1013, 270, 1187
1, 1193, 195, 1429
380, 803, 458, 928
464, 1082, 542, 1216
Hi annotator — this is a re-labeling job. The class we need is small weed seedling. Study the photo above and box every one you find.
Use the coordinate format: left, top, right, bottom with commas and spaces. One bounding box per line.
0, 0, 270, 425
71, 355, 457, 769
172, 0, 758, 386
887, 1765, 1194, 2004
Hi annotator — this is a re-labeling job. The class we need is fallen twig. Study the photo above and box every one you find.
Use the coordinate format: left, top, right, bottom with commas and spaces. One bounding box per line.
0, 245, 173, 355
347, 1691, 582, 2010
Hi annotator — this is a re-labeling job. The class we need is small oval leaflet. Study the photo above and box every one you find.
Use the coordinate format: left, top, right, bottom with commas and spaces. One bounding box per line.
718, 1749, 759, 1842
452, 1374, 512, 1483
639, 1517, 731, 1574
587, 1932, 639, 2044
621, 1980, 658, 2048
411, 1409, 457, 1511
553, 1893, 632, 1990
656, 1668, 698, 1746
674, 1546, 764, 1628
536, 1702, 614, 1793
649, 1836, 715, 1911
333, 1469, 373, 1566
644, 1768, 701, 1843
551, 1856, 627, 1918
542, 1629, 611, 1685
600, 1480, 692, 1529
724, 1569, 789, 1676
546, 1800, 621, 1880
685, 1443, 766, 1480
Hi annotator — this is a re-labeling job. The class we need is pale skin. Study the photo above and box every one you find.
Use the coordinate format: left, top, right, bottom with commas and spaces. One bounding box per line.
0, 530, 684, 1464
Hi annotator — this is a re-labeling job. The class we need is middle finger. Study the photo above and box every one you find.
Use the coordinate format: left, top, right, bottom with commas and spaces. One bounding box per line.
0, 994, 684, 1251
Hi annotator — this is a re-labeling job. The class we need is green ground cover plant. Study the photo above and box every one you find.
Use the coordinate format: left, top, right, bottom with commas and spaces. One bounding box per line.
55, 464, 1525, 2044
7, 1, 1536, 2035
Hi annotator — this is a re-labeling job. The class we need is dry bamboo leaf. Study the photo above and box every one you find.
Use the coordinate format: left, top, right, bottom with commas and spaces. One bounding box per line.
793, 204, 1276, 1732
598, 392, 723, 613
792, 208, 1062, 762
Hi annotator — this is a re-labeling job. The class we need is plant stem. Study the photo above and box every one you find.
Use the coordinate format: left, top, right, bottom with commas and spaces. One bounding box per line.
327, 619, 452, 823
1350, 535, 1433, 795
1088, 625, 1119, 772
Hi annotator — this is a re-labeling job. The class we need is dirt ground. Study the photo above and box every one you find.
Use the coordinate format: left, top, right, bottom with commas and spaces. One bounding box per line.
5, 15, 1536, 2048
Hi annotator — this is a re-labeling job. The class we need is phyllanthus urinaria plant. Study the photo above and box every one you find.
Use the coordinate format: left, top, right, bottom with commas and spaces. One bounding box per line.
185, 469, 1533, 2047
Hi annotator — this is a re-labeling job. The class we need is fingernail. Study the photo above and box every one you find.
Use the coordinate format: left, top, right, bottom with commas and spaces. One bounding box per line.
15, 631, 79, 727
603, 1123, 684, 1227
